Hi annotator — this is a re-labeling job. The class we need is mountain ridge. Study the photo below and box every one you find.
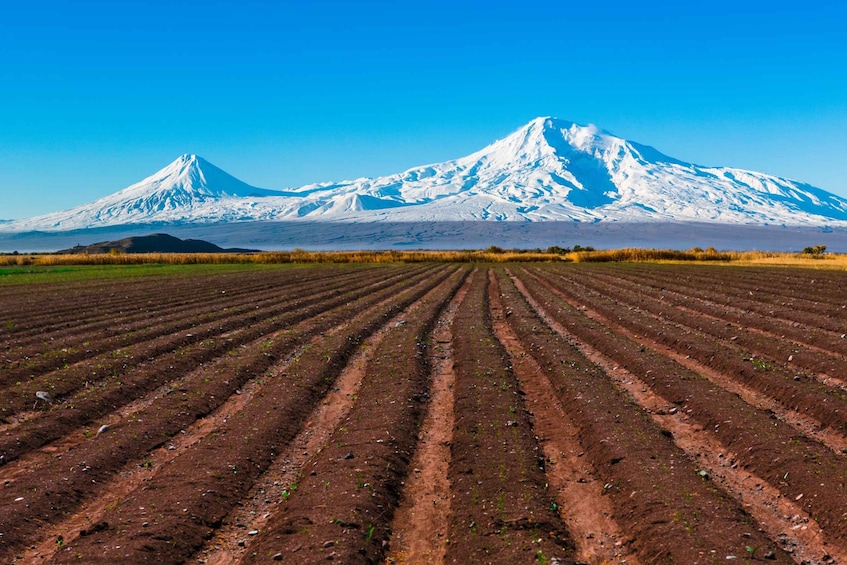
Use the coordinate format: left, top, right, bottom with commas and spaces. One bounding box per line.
3, 117, 847, 233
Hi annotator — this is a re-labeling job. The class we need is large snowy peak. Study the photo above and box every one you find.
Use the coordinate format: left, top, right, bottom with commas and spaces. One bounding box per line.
304, 118, 632, 218
301, 117, 701, 221
457, 117, 628, 207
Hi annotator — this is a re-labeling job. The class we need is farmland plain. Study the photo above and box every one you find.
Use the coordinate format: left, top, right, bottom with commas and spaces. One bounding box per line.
1, 262, 846, 564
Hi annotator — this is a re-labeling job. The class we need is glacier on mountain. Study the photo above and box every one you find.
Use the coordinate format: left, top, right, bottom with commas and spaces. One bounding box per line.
4, 117, 847, 233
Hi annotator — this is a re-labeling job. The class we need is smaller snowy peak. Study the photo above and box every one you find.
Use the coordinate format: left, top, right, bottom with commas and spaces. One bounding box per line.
159, 154, 209, 185
0, 154, 290, 232
123, 154, 283, 199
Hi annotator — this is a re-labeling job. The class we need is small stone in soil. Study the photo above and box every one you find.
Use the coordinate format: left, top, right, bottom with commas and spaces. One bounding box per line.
35, 391, 54, 403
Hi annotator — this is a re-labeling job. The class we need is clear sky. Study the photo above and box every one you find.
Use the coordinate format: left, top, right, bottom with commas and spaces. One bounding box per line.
1, 0, 845, 219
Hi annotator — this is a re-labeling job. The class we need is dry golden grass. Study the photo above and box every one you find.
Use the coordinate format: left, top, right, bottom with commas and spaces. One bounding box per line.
0, 249, 567, 266
3, 248, 847, 269
567, 247, 733, 263
728, 253, 847, 270
567, 248, 847, 269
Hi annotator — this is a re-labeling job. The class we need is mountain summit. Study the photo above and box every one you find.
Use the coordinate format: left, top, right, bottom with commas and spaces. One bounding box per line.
4, 117, 847, 232
273, 116, 847, 224
5, 154, 287, 231
129, 154, 284, 200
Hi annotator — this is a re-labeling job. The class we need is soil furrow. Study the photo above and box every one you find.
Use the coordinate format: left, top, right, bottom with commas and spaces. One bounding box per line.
443, 269, 576, 564
240, 267, 469, 564
498, 268, 793, 563
487, 270, 637, 565
6, 261, 847, 565
610, 263, 847, 309
509, 270, 842, 563
0, 265, 442, 476
0, 267, 380, 381
556, 266, 847, 377
513, 267, 847, 553
605, 265, 847, 326
0, 266, 450, 561
578, 267, 847, 361
52, 267, 463, 564
197, 328, 379, 565
0, 267, 431, 460
0, 269, 310, 342
18, 335, 324, 564
29, 271, 437, 565
0, 266, 416, 395
530, 267, 847, 446
537, 272, 847, 456
199, 272, 471, 565
385, 269, 475, 565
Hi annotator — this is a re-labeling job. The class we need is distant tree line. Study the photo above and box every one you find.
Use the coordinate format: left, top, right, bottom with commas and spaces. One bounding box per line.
484, 245, 595, 255
801, 244, 827, 255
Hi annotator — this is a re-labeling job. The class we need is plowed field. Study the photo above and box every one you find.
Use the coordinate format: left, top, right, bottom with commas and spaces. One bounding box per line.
2, 263, 846, 564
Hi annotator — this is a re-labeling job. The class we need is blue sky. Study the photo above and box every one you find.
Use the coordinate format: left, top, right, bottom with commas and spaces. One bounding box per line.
1, 0, 845, 218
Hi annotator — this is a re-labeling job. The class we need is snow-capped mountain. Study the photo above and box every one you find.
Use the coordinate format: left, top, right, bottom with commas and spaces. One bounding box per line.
4, 117, 847, 233
4, 154, 293, 231
295, 117, 847, 224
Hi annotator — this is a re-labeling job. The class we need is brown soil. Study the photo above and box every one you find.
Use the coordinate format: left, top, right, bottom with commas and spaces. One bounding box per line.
443, 271, 576, 564
0, 265, 445, 562
488, 271, 637, 565
3, 263, 847, 564
48, 267, 459, 564
199, 286, 427, 564
535, 266, 847, 435
385, 270, 474, 564
513, 265, 847, 562
509, 269, 838, 563
499, 268, 794, 563
241, 267, 469, 563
